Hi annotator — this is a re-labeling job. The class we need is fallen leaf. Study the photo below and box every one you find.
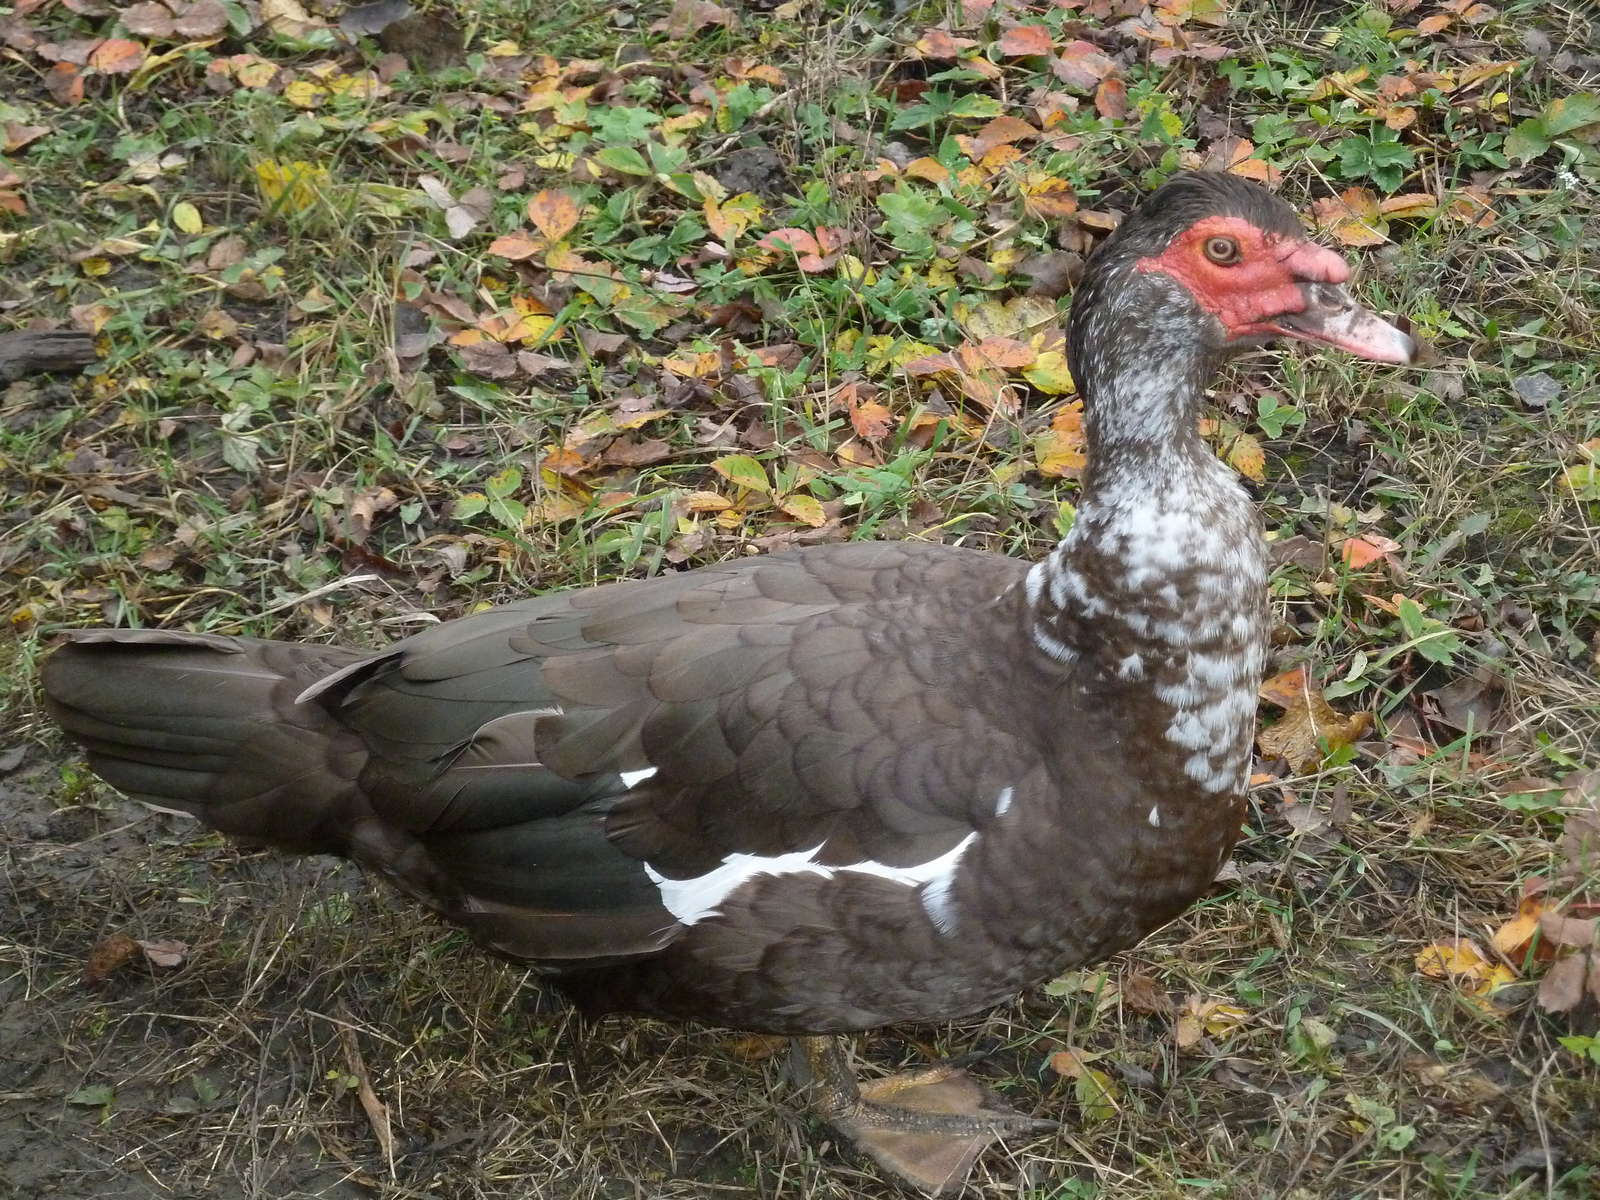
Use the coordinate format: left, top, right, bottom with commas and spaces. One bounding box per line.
1094, 78, 1128, 120
710, 453, 770, 494
1120, 972, 1173, 1015
1257, 676, 1372, 771
915, 28, 978, 59
998, 24, 1053, 56
1035, 401, 1087, 476
1052, 40, 1115, 91
1310, 188, 1387, 247
88, 38, 146, 74
1341, 533, 1401, 569
528, 188, 581, 242
1536, 953, 1590, 1013
1416, 937, 1518, 1013
777, 494, 827, 527
1175, 996, 1249, 1049
652, 0, 737, 36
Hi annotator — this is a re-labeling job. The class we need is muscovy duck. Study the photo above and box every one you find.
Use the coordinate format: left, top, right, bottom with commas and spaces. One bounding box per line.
42, 172, 1418, 1194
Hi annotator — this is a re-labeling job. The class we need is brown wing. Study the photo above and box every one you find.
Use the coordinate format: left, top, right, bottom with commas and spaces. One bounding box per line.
324, 541, 1033, 962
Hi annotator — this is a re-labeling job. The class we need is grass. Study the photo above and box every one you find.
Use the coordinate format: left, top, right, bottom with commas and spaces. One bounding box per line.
2, 0, 1598, 1196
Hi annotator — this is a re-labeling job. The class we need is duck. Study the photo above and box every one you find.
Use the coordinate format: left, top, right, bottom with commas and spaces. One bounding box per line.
41, 172, 1418, 1195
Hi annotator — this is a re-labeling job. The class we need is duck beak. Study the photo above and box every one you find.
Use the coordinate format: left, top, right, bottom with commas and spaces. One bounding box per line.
1271, 282, 1419, 365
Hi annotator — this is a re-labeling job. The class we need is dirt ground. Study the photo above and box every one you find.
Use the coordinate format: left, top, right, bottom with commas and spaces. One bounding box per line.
5, 745, 1597, 1200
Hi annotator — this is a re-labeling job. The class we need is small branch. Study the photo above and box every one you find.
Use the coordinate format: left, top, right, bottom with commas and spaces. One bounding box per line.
0, 330, 98, 383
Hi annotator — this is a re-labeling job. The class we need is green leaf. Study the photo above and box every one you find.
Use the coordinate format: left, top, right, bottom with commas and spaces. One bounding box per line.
452, 492, 488, 520
711, 454, 770, 493
1543, 94, 1600, 138
593, 146, 652, 176
876, 190, 944, 255
591, 106, 661, 145
1073, 1066, 1120, 1124
948, 94, 1004, 119
1397, 596, 1427, 641
486, 466, 522, 498
1504, 119, 1550, 163
68, 1085, 115, 1107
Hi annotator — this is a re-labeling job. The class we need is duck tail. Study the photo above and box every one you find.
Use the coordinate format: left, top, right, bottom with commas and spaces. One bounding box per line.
40, 629, 375, 854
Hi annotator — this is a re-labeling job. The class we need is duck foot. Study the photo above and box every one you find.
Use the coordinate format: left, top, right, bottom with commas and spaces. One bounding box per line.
793, 1036, 1056, 1195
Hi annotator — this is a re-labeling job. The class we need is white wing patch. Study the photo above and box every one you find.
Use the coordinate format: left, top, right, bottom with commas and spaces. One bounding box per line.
619, 766, 658, 789
648, 832, 980, 927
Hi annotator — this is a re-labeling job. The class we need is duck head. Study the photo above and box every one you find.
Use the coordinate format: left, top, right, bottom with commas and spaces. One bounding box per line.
1070, 172, 1419, 383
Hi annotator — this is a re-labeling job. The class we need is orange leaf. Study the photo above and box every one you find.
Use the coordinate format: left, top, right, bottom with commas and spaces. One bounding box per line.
974, 114, 1039, 152
527, 189, 580, 242
1379, 191, 1438, 218
1492, 895, 1548, 957
848, 400, 893, 442
1258, 666, 1309, 708
488, 231, 543, 261
1094, 78, 1128, 120
1310, 188, 1387, 247
1417, 13, 1451, 34
964, 336, 1036, 371
89, 38, 146, 74
915, 28, 977, 58
998, 24, 1053, 56
1340, 533, 1400, 569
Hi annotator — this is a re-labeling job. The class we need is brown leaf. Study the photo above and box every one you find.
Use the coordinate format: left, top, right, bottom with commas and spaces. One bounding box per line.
1536, 953, 1588, 1013
136, 938, 188, 968
651, 0, 736, 36
1257, 679, 1372, 771
998, 24, 1052, 56
1538, 910, 1599, 949
120, 2, 175, 37
173, 0, 228, 37
83, 933, 141, 984
601, 436, 672, 468
1052, 40, 1115, 91
1120, 972, 1173, 1015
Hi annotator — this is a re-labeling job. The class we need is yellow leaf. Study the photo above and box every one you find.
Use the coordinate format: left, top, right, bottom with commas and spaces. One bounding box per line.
1023, 349, 1075, 395
680, 490, 733, 512
283, 79, 327, 109
777, 494, 827, 527
710, 454, 770, 494
81, 256, 113, 277
171, 201, 202, 234
254, 159, 329, 215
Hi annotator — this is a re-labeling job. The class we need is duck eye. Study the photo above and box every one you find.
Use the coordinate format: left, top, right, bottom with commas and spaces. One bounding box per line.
1204, 236, 1241, 265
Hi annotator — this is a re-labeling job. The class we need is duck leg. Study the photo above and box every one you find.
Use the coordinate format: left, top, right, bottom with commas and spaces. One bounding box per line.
793, 1036, 1056, 1195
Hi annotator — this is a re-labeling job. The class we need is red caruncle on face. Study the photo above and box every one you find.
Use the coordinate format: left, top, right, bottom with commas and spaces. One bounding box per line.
1133, 215, 1351, 341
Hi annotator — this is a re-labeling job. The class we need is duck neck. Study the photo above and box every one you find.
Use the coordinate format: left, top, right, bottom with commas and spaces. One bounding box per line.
1022, 328, 1269, 797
